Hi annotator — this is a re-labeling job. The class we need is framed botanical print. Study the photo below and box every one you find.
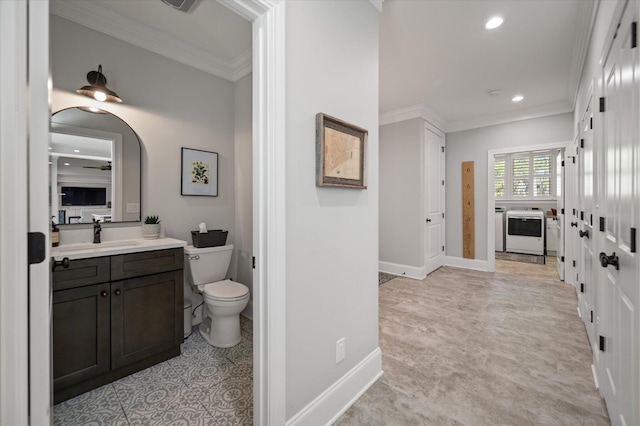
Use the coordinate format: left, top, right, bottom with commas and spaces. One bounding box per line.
181, 147, 218, 196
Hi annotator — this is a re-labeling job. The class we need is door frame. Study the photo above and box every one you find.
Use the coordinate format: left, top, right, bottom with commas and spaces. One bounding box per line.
487, 141, 573, 272
220, 1, 287, 424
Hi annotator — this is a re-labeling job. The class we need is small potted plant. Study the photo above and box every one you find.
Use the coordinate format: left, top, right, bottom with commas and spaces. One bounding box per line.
142, 215, 161, 239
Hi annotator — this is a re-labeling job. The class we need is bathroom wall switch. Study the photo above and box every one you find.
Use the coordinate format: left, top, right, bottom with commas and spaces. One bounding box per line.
336, 338, 345, 363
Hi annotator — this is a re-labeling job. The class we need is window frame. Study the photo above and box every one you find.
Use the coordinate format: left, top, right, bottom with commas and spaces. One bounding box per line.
494, 149, 560, 201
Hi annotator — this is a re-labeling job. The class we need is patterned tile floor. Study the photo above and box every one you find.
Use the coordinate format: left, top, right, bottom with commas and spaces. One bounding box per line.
53, 316, 253, 426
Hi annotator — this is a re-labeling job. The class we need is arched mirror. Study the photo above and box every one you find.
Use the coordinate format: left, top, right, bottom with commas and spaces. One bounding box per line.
50, 107, 141, 225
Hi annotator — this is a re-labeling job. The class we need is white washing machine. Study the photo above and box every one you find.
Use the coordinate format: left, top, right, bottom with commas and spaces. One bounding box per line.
506, 209, 545, 255
495, 207, 505, 252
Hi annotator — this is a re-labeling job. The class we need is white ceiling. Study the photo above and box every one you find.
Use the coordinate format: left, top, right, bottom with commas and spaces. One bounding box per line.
51, 0, 596, 132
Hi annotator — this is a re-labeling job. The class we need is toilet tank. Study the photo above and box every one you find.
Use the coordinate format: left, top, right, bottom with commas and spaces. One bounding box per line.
184, 244, 234, 285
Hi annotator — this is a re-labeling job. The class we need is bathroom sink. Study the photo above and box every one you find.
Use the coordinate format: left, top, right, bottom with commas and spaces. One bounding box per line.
56, 240, 142, 252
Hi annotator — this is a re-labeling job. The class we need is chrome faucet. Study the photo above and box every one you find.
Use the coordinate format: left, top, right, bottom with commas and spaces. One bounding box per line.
93, 219, 102, 244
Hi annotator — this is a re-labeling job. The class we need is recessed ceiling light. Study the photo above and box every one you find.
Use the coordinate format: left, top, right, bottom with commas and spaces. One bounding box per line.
512, 95, 524, 102
64, 162, 70, 166
48, 147, 52, 150
74, 149, 80, 153
484, 16, 504, 30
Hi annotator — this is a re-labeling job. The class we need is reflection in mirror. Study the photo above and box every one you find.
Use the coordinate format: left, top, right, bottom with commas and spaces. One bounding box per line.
50, 107, 141, 225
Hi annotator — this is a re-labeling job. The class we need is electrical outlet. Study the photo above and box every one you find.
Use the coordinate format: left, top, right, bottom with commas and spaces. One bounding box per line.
336, 338, 345, 363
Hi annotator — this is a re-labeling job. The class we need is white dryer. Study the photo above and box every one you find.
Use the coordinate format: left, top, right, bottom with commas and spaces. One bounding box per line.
506, 209, 545, 255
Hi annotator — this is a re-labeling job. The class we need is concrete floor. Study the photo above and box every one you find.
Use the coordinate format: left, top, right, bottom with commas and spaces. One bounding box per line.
336, 258, 611, 425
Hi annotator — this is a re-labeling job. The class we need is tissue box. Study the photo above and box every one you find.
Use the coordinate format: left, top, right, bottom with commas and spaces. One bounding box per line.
191, 230, 228, 248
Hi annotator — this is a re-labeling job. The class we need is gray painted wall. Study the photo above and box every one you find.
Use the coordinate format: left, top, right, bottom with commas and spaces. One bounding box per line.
284, 1, 380, 419
379, 118, 424, 267
233, 74, 253, 317
445, 113, 574, 260
51, 15, 240, 262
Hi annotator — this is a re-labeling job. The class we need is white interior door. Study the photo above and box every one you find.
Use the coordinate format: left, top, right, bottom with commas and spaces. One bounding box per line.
597, 4, 638, 423
556, 151, 565, 280
424, 124, 444, 275
29, 1, 52, 424
563, 143, 579, 287
578, 93, 596, 345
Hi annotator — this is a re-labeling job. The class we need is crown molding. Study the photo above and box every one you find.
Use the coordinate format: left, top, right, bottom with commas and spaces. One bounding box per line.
51, 0, 251, 82
446, 101, 573, 133
380, 101, 573, 134
379, 104, 447, 132
218, 0, 280, 21
368, 0, 384, 13
567, 0, 599, 108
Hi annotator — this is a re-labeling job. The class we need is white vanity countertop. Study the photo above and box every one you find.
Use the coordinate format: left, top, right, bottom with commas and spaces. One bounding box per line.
51, 237, 187, 260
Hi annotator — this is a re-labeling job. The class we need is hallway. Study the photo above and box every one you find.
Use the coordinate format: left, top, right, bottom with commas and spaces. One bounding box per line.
337, 259, 610, 425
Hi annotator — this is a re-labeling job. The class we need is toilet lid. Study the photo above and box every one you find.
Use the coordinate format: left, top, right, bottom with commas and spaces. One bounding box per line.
203, 279, 249, 300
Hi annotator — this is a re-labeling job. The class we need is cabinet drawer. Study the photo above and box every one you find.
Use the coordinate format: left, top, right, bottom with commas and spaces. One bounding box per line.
53, 257, 110, 291
111, 248, 184, 281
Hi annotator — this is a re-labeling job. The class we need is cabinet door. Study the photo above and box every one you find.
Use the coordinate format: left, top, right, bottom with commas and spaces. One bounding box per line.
53, 283, 110, 391
111, 270, 183, 369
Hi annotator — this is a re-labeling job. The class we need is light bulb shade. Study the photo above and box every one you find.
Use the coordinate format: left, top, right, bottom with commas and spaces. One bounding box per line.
76, 65, 123, 103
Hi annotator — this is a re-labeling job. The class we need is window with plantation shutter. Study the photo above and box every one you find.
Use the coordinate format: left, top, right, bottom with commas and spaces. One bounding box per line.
494, 156, 506, 198
495, 149, 560, 200
512, 155, 530, 197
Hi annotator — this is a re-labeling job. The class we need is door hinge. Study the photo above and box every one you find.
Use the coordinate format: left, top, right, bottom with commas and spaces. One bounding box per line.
561, 256, 565, 262
580, 283, 584, 293
27, 232, 46, 265
599, 97, 605, 112
631, 227, 637, 253
441, 180, 445, 186
561, 208, 565, 215
600, 217, 605, 232
252, 256, 256, 269
573, 260, 576, 267
442, 245, 445, 252
590, 117, 593, 130
580, 211, 584, 221
580, 139, 584, 148
632, 21, 637, 48
599, 335, 606, 352
442, 212, 445, 219
561, 160, 564, 167
573, 208, 576, 216
576, 273, 579, 281
441, 146, 445, 153
590, 310, 593, 323
590, 214, 593, 226
572, 156, 576, 164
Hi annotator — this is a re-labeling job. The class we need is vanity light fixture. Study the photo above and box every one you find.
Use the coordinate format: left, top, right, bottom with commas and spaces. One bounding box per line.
76, 65, 123, 103
484, 16, 504, 30
512, 94, 524, 102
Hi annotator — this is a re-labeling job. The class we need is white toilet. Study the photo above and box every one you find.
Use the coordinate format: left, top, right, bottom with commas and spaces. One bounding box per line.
184, 244, 249, 348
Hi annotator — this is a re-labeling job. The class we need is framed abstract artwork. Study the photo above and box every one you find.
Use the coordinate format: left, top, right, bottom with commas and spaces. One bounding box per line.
316, 113, 368, 189
181, 147, 218, 196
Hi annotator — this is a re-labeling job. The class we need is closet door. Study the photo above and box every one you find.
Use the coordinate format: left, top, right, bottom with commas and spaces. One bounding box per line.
598, 3, 638, 423
423, 124, 445, 274
578, 93, 596, 346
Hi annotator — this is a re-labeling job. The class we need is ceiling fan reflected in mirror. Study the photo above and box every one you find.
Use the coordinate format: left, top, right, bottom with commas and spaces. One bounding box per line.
83, 161, 112, 171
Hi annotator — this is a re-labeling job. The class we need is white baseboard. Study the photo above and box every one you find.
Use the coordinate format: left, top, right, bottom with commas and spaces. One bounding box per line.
443, 256, 490, 272
286, 348, 383, 426
379, 261, 426, 280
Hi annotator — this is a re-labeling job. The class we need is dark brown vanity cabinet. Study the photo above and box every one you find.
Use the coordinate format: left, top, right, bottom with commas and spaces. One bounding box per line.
52, 248, 184, 403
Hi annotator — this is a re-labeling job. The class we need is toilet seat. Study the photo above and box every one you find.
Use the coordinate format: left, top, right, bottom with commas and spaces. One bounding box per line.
202, 279, 249, 302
